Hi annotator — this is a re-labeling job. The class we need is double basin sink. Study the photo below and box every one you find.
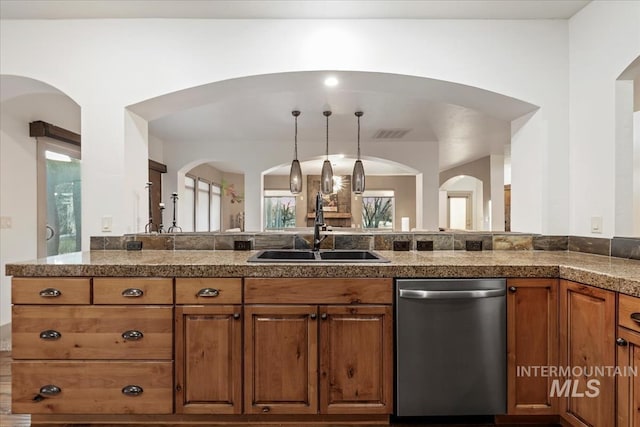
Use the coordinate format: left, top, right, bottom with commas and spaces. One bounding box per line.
247, 249, 389, 263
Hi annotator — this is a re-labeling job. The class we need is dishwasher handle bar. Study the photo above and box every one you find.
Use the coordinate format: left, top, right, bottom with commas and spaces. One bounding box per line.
398, 288, 505, 299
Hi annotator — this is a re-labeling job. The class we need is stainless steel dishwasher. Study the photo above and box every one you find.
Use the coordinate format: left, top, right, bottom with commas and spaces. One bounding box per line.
395, 278, 506, 417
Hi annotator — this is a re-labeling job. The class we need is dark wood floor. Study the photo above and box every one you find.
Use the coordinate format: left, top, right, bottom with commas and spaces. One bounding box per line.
1, 351, 554, 426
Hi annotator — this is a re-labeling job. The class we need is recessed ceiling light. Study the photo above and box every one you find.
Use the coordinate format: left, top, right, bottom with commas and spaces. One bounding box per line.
324, 77, 338, 87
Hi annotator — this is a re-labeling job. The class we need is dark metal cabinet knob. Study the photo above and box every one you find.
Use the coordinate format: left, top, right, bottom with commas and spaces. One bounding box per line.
197, 288, 220, 298
233, 313, 241, 320
616, 338, 628, 347
508, 286, 517, 293
262, 406, 270, 413
310, 313, 317, 320
321, 313, 328, 320
122, 385, 143, 396
121, 288, 143, 297
39, 330, 62, 341
39, 385, 61, 396
39, 288, 61, 298
121, 330, 144, 341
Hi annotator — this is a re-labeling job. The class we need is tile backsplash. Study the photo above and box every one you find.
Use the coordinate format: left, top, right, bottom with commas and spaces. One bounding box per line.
90, 232, 640, 261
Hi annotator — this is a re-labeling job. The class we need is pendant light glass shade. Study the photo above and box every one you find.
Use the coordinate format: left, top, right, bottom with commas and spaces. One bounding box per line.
289, 110, 303, 194
352, 111, 365, 194
321, 111, 334, 194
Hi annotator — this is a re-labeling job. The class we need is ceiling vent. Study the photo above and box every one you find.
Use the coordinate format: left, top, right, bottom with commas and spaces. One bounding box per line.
372, 128, 412, 140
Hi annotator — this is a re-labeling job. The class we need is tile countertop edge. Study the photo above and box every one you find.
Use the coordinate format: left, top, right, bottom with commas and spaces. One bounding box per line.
4, 250, 640, 298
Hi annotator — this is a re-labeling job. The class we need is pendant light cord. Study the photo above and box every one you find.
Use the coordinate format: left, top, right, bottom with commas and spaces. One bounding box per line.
294, 114, 298, 160
357, 115, 361, 160
325, 113, 329, 160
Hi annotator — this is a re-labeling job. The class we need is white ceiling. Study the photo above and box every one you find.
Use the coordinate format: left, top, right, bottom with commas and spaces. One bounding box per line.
142, 71, 537, 174
0, 0, 591, 20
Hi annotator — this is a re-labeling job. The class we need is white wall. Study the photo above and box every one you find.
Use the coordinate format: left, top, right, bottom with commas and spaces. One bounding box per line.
0, 92, 80, 325
1, 18, 571, 242
569, 1, 640, 237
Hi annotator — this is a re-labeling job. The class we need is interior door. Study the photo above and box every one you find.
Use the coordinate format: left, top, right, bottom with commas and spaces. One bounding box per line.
37, 139, 81, 257
447, 192, 472, 230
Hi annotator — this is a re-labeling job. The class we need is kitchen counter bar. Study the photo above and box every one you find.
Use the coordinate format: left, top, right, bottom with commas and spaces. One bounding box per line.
6, 250, 640, 297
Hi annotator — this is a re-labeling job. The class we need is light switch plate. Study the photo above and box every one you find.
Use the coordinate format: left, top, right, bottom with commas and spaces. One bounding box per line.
591, 216, 603, 234
101, 216, 112, 232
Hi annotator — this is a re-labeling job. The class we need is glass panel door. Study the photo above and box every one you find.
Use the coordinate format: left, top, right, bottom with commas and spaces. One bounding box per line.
38, 141, 81, 257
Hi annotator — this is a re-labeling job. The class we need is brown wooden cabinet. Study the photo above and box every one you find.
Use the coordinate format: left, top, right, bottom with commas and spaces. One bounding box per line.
617, 294, 640, 427
11, 277, 174, 416
244, 305, 318, 414
174, 278, 242, 414
560, 279, 616, 427
243, 278, 393, 416
506, 278, 559, 415
319, 305, 393, 414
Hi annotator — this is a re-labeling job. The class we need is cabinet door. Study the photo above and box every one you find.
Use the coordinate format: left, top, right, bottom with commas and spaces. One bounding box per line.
617, 327, 640, 427
319, 305, 393, 414
175, 305, 242, 414
560, 280, 615, 427
507, 278, 559, 415
244, 305, 318, 414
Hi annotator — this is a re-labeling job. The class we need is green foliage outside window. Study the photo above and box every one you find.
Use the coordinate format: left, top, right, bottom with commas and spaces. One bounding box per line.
265, 197, 296, 229
362, 197, 393, 229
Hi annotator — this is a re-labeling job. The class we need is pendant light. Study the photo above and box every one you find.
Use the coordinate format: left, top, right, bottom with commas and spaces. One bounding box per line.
320, 110, 334, 194
352, 111, 365, 194
289, 110, 303, 194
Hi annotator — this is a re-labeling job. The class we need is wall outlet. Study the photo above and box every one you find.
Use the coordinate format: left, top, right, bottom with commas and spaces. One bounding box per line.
393, 241, 410, 251
416, 240, 434, 251
234, 240, 252, 251
465, 240, 483, 251
591, 216, 603, 234
0, 216, 12, 229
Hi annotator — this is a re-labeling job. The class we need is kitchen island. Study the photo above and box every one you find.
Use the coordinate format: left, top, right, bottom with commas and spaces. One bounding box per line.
6, 250, 640, 426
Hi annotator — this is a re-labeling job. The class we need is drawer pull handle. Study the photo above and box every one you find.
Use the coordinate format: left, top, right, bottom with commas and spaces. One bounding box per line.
617, 338, 628, 347
122, 385, 143, 396
122, 288, 144, 297
631, 313, 640, 325
508, 286, 517, 293
122, 330, 144, 341
39, 385, 61, 396
39, 288, 61, 298
262, 406, 270, 413
197, 288, 219, 298
39, 330, 62, 340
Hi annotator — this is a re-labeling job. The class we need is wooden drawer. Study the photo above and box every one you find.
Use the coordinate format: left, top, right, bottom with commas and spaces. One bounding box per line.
619, 293, 640, 333
12, 361, 173, 414
244, 278, 393, 304
176, 278, 242, 304
12, 278, 90, 305
93, 278, 173, 304
12, 306, 173, 360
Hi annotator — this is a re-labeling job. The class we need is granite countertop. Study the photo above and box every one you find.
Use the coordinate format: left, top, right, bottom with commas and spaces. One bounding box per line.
5, 250, 640, 297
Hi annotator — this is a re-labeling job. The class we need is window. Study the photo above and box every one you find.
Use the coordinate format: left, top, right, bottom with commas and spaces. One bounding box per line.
183, 176, 196, 232
210, 183, 221, 232
362, 190, 395, 229
183, 176, 221, 232
196, 179, 210, 232
264, 190, 297, 229
37, 141, 81, 257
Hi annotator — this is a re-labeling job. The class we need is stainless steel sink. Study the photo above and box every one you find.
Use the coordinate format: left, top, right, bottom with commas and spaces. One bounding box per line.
247, 249, 389, 263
